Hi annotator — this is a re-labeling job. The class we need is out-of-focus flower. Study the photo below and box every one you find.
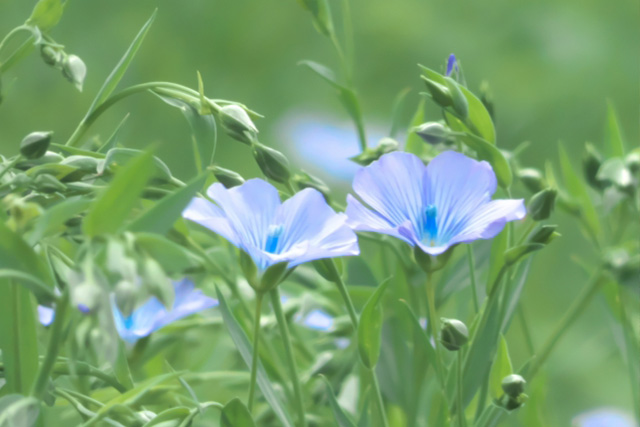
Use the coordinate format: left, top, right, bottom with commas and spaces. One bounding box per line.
182, 179, 359, 271
346, 151, 525, 255
112, 279, 217, 343
572, 408, 637, 427
300, 309, 334, 331
446, 53, 458, 76
38, 305, 55, 326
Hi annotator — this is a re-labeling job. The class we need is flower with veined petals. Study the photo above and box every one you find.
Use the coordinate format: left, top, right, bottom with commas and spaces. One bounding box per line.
112, 279, 217, 343
182, 179, 359, 271
345, 151, 526, 255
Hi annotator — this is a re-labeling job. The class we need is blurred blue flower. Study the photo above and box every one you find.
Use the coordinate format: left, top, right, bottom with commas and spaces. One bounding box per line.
183, 179, 359, 270
446, 53, 458, 76
346, 151, 525, 255
301, 309, 334, 331
573, 408, 637, 427
38, 305, 55, 326
112, 279, 218, 343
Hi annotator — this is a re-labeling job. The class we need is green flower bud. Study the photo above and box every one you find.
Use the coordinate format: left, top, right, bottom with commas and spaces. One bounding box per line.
422, 78, 453, 107
16, 151, 64, 170
33, 173, 66, 193
526, 224, 560, 245
517, 168, 546, 194
415, 122, 450, 145
444, 76, 468, 118
114, 280, 137, 318
597, 158, 633, 192
62, 54, 87, 92
528, 188, 557, 221
350, 138, 398, 166
40, 45, 61, 66
211, 165, 245, 188
501, 374, 526, 399
73, 281, 103, 313
20, 131, 52, 159
292, 171, 331, 200
10, 173, 32, 188
219, 105, 258, 145
440, 318, 469, 351
583, 143, 603, 189
625, 150, 640, 175
252, 143, 291, 183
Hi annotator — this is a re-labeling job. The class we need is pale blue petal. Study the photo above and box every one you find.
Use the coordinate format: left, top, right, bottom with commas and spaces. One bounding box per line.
155, 279, 218, 328
424, 151, 498, 244
207, 179, 281, 265
38, 305, 55, 326
345, 195, 412, 244
448, 199, 526, 245
352, 152, 427, 230
182, 197, 240, 247
269, 189, 359, 267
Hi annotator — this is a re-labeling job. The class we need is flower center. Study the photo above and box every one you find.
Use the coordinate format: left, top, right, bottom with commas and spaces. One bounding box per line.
265, 224, 284, 254
423, 204, 438, 246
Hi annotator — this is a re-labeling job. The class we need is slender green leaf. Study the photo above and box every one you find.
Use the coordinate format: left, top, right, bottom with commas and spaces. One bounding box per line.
88, 11, 157, 113
221, 398, 255, 427
605, 101, 625, 157
487, 227, 508, 292
26, 196, 91, 246
357, 279, 390, 369
26, 0, 64, 32
127, 174, 206, 235
98, 113, 130, 153
133, 233, 200, 273
215, 286, 294, 427
389, 88, 412, 138
83, 149, 154, 236
320, 376, 357, 427
456, 132, 512, 188
489, 336, 513, 399
404, 99, 428, 156
143, 407, 190, 427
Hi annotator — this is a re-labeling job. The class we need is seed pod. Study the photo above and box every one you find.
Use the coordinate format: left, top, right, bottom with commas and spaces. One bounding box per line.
219, 105, 258, 145
62, 54, 87, 91
528, 188, 557, 221
211, 165, 245, 188
20, 131, 52, 159
252, 143, 291, 183
440, 318, 469, 351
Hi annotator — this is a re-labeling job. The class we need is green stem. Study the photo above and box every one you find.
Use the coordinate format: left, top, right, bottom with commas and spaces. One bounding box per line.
269, 289, 307, 427
457, 354, 466, 427
0, 25, 30, 57
330, 260, 388, 427
0, 155, 21, 182
30, 288, 69, 399
247, 292, 264, 411
466, 244, 480, 313
526, 270, 603, 380
517, 305, 535, 356
425, 272, 446, 388
618, 290, 640, 422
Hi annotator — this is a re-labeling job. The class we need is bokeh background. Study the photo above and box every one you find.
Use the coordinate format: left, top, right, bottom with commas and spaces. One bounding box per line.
1, 0, 638, 425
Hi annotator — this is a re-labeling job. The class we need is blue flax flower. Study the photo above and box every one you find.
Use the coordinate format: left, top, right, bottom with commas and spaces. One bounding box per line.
446, 53, 458, 76
346, 151, 525, 255
182, 179, 359, 270
112, 279, 218, 343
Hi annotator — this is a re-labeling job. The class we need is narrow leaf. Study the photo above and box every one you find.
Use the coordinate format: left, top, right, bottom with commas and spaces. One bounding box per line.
320, 376, 357, 427
83, 149, 154, 236
605, 101, 625, 157
221, 398, 255, 427
489, 336, 513, 399
357, 279, 390, 369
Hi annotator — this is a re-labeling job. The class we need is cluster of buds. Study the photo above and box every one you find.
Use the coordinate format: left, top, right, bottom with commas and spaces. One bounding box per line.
40, 44, 86, 92
582, 144, 638, 196
350, 137, 398, 166
499, 374, 528, 411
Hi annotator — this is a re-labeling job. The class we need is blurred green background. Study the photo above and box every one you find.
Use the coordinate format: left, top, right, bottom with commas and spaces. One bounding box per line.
1, 0, 638, 425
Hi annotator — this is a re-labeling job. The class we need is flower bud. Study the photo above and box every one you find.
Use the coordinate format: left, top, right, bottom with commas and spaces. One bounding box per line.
10, 173, 32, 188
479, 80, 495, 120
440, 318, 469, 351
72, 281, 102, 313
114, 280, 137, 318
422, 78, 453, 107
20, 131, 52, 159
62, 54, 87, 92
292, 171, 331, 200
528, 188, 557, 221
40, 45, 61, 66
501, 374, 526, 399
350, 138, 398, 166
526, 224, 560, 245
597, 158, 633, 192
33, 173, 66, 193
16, 151, 64, 170
583, 143, 603, 189
625, 150, 640, 175
415, 122, 450, 145
444, 76, 468, 119
517, 168, 546, 194
211, 165, 245, 188
252, 143, 291, 184
219, 105, 258, 145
